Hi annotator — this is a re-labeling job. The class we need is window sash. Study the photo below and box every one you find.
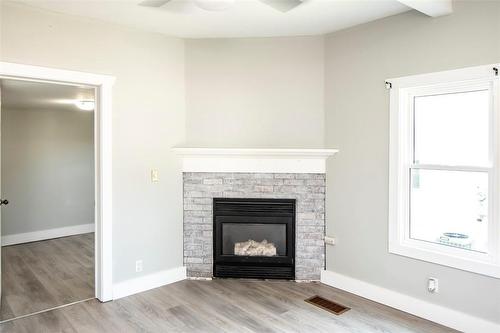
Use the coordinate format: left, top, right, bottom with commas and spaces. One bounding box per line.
412, 88, 492, 168
388, 64, 500, 278
410, 164, 491, 173
408, 81, 496, 258
408, 167, 491, 254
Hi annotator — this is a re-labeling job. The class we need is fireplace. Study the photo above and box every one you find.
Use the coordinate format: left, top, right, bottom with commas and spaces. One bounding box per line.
213, 198, 296, 279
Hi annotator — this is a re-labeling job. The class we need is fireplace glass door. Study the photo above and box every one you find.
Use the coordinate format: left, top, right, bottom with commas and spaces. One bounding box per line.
213, 198, 295, 279
222, 223, 287, 257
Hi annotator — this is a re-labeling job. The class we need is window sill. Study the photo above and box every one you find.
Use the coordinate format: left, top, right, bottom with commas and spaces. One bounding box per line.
389, 241, 500, 278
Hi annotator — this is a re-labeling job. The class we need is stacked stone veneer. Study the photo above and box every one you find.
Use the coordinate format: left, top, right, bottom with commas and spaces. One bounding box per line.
183, 172, 326, 280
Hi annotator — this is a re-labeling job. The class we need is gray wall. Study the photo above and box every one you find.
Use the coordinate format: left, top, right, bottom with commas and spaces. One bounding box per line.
325, 0, 500, 323
185, 37, 325, 148
1, 108, 94, 235
1, 2, 186, 283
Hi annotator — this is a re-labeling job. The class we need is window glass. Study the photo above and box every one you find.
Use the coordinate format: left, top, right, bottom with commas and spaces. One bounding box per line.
414, 90, 490, 166
410, 168, 488, 253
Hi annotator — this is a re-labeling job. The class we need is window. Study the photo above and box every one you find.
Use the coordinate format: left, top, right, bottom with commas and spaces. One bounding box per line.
388, 65, 500, 278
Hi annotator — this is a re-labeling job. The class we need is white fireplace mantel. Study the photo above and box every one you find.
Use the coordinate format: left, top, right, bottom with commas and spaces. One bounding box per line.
172, 148, 338, 173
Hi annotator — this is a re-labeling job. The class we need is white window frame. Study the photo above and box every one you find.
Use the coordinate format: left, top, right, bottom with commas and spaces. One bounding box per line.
388, 64, 500, 278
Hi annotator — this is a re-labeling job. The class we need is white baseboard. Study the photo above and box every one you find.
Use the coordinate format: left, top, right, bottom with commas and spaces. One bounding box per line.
321, 270, 500, 333
2, 223, 95, 246
113, 266, 187, 300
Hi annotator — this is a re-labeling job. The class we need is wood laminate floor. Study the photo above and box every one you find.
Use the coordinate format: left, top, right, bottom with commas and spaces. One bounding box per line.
0, 278, 457, 333
0, 233, 94, 321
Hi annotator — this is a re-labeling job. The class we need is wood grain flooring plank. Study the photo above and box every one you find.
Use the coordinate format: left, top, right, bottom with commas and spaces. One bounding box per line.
1, 265, 459, 332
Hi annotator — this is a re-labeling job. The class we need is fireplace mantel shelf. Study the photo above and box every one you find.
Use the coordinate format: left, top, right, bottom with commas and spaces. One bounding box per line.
172, 148, 338, 173
172, 147, 338, 158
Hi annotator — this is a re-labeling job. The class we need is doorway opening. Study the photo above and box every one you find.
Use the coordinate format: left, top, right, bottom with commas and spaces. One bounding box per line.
0, 62, 114, 321
0, 79, 96, 321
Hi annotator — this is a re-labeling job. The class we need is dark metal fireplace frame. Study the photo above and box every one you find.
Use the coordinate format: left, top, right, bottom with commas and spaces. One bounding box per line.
213, 198, 296, 280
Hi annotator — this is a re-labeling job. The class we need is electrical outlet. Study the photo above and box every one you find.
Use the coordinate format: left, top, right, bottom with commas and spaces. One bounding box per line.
324, 236, 336, 246
428, 277, 438, 293
135, 260, 143, 273
151, 169, 159, 183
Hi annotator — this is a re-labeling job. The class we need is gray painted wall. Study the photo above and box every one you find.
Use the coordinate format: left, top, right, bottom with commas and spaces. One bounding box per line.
1, 108, 94, 235
185, 37, 325, 148
325, 1, 500, 323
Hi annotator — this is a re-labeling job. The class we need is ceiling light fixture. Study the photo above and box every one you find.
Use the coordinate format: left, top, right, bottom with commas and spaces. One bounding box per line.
194, 0, 235, 11
74, 100, 95, 111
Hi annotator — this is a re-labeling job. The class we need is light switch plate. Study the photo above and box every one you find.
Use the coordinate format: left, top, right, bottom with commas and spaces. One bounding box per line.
151, 169, 159, 183
135, 260, 143, 273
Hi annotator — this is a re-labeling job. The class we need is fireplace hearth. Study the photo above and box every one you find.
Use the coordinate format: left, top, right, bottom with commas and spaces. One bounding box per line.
213, 198, 296, 280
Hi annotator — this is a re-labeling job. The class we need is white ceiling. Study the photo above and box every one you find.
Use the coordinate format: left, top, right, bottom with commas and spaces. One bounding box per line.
1, 79, 95, 112
15, 0, 413, 38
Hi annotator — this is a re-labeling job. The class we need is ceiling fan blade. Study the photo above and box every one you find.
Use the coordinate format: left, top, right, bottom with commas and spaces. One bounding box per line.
260, 0, 303, 12
139, 0, 172, 7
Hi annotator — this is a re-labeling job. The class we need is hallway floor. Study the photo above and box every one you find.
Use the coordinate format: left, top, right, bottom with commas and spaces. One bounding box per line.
0, 233, 94, 321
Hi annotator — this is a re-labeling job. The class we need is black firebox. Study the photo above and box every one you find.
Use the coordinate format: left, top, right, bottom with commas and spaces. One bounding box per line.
213, 198, 295, 280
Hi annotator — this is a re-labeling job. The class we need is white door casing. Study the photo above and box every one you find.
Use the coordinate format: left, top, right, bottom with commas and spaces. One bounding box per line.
0, 62, 115, 302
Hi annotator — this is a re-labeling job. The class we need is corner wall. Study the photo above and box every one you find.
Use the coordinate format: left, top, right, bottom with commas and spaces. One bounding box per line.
185, 37, 325, 148
324, 0, 500, 324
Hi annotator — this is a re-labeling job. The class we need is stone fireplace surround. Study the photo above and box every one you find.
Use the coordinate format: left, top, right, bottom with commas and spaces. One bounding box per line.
174, 148, 338, 281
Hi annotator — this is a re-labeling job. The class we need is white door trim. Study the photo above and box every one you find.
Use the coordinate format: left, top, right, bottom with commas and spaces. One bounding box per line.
0, 61, 115, 302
